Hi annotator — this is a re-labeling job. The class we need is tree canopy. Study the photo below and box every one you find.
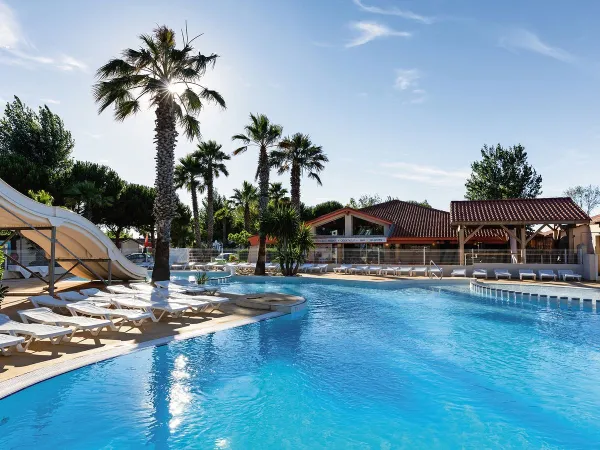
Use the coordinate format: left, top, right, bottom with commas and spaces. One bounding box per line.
564, 185, 600, 215
465, 144, 542, 200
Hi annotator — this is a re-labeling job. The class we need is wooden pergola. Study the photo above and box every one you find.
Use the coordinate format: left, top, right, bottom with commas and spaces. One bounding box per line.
450, 198, 591, 265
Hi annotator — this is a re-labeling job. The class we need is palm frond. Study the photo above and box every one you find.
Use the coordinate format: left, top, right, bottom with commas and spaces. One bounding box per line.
232, 146, 248, 156
114, 99, 140, 121
96, 59, 136, 79
200, 88, 226, 108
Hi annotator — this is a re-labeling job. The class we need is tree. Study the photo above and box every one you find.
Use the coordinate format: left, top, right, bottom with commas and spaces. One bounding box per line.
195, 140, 229, 246
465, 144, 542, 200
271, 133, 328, 211
174, 154, 203, 247
0, 96, 74, 195
105, 183, 155, 248
264, 204, 315, 276
64, 181, 113, 220
564, 185, 600, 215
231, 180, 258, 232
94, 25, 226, 281
268, 182, 289, 206
228, 230, 252, 248
215, 199, 234, 246
232, 114, 283, 275
348, 194, 382, 209
304, 200, 344, 221
27, 190, 54, 206
407, 200, 431, 208
171, 200, 195, 248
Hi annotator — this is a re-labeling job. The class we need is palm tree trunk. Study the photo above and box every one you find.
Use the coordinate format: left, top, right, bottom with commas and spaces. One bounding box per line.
115, 226, 123, 249
151, 99, 178, 282
290, 162, 301, 212
244, 205, 250, 232
222, 218, 227, 246
207, 176, 214, 246
256, 146, 270, 275
190, 186, 202, 248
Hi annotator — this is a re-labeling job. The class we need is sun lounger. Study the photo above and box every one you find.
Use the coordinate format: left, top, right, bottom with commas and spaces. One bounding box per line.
494, 269, 511, 280
67, 302, 152, 329
137, 292, 219, 312
0, 314, 71, 350
79, 288, 113, 298
538, 269, 557, 281
397, 267, 413, 276
309, 264, 328, 273
298, 263, 314, 273
367, 266, 382, 275
380, 266, 400, 276
332, 264, 352, 274
558, 270, 583, 281
110, 297, 189, 321
18, 307, 112, 337
411, 267, 428, 277
29, 294, 69, 309
170, 263, 184, 270
56, 291, 88, 302
0, 334, 25, 355
106, 285, 139, 296
450, 268, 466, 277
348, 265, 368, 275
519, 269, 536, 281
472, 269, 488, 279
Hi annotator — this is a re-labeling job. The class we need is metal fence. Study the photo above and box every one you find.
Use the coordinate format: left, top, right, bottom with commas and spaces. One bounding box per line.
181, 247, 581, 266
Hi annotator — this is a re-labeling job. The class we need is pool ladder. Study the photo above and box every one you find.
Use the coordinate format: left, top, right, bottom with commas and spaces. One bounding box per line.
429, 260, 443, 280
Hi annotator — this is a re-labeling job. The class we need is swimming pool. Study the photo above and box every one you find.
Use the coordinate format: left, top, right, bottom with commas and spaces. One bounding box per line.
2, 279, 600, 448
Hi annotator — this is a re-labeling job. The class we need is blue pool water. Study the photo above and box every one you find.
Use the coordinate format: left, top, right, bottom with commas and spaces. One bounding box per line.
2, 279, 600, 449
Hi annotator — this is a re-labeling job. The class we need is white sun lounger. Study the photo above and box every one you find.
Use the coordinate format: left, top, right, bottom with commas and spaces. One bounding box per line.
29, 295, 69, 309
332, 264, 352, 274
298, 263, 314, 273
519, 269, 536, 280
110, 297, 189, 322
154, 281, 219, 295
348, 265, 368, 275
136, 292, 216, 312
79, 288, 113, 298
380, 267, 400, 276
106, 285, 139, 296
472, 269, 488, 279
538, 269, 557, 281
0, 334, 25, 355
309, 264, 328, 273
56, 291, 88, 302
558, 270, 583, 281
494, 269, 511, 280
18, 307, 113, 337
397, 267, 413, 276
451, 268, 467, 277
0, 314, 71, 350
411, 267, 428, 276
367, 266, 382, 275
67, 302, 152, 329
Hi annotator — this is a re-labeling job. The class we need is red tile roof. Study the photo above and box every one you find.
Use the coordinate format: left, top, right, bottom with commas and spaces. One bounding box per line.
359, 200, 501, 241
450, 198, 590, 225
591, 213, 600, 224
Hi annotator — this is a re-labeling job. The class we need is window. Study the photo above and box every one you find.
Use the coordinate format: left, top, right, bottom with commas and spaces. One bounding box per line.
315, 217, 345, 236
352, 217, 384, 236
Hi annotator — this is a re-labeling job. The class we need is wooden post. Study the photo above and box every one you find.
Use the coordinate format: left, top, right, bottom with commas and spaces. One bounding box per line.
48, 227, 56, 295
458, 226, 465, 265
520, 226, 527, 264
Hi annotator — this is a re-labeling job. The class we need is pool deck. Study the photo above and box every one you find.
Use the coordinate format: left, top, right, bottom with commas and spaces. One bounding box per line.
0, 280, 298, 398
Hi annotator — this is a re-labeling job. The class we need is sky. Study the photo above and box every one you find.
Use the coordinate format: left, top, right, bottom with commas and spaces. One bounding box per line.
1, 0, 599, 212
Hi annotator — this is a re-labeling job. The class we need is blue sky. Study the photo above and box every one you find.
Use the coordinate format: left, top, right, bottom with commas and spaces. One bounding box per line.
1, 0, 599, 212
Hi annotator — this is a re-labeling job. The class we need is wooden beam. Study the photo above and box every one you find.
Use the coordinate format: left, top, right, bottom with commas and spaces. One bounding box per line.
464, 225, 484, 244
458, 226, 465, 265
525, 224, 549, 245
499, 225, 521, 244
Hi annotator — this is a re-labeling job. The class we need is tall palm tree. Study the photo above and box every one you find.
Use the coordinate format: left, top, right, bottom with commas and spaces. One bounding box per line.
231, 181, 258, 232
194, 140, 230, 246
64, 181, 114, 221
268, 182, 289, 206
232, 114, 283, 275
215, 199, 234, 246
271, 133, 328, 212
174, 155, 203, 247
93, 25, 226, 281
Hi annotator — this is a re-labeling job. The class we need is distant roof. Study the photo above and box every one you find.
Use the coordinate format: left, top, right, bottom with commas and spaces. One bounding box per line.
450, 198, 590, 225
592, 214, 600, 224
306, 207, 393, 226
359, 200, 501, 241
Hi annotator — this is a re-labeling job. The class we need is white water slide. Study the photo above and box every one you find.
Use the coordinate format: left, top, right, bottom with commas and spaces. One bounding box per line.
0, 179, 147, 289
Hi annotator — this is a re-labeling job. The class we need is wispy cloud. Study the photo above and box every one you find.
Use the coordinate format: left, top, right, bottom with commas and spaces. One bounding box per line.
40, 98, 60, 105
381, 162, 469, 186
394, 69, 427, 103
84, 132, 103, 140
0, 2, 87, 71
346, 21, 411, 47
499, 29, 575, 63
352, 0, 435, 25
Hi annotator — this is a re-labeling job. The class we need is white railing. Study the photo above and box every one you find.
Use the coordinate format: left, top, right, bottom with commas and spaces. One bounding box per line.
429, 260, 443, 279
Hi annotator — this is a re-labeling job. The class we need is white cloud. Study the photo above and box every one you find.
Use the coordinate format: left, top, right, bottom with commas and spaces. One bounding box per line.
84, 132, 103, 140
346, 21, 411, 48
40, 98, 60, 104
381, 162, 469, 186
499, 29, 575, 63
352, 0, 435, 25
394, 70, 427, 103
0, 2, 87, 71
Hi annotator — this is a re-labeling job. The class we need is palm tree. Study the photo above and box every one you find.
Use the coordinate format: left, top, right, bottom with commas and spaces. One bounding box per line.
194, 140, 230, 246
65, 181, 113, 221
93, 25, 226, 281
174, 155, 203, 247
271, 133, 328, 211
215, 199, 234, 246
268, 182, 289, 206
232, 114, 283, 275
231, 181, 258, 232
